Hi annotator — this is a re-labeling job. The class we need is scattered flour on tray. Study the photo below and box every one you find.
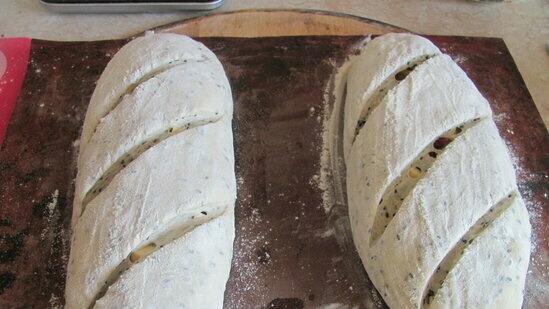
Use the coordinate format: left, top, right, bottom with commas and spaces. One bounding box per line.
226, 168, 270, 308
40, 189, 59, 240
319, 54, 357, 215
498, 118, 548, 304
319, 35, 372, 216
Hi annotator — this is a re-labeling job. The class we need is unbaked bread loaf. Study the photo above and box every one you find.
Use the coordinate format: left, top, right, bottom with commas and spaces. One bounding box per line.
65, 33, 236, 309
344, 33, 531, 309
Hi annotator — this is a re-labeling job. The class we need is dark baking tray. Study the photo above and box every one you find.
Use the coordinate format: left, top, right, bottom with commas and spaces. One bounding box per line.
0, 35, 547, 308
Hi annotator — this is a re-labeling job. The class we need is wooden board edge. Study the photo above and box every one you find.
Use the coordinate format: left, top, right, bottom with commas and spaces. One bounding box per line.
153, 9, 406, 37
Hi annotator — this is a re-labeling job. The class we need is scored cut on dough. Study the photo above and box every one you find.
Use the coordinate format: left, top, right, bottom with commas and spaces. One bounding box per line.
347, 54, 492, 246
426, 196, 530, 309
72, 58, 232, 226
353, 120, 522, 309
78, 33, 216, 155
66, 33, 236, 309
94, 209, 235, 309
343, 33, 441, 160
344, 34, 531, 309
66, 121, 235, 309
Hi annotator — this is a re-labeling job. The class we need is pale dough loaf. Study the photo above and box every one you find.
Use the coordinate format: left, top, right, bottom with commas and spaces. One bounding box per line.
65, 33, 236, 309
345, 33, 531, 309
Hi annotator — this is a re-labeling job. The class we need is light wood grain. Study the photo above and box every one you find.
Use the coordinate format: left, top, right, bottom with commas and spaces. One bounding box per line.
157, 9, 404, 37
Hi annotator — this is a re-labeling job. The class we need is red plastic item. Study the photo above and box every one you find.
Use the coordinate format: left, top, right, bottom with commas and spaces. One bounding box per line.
0, 37, 31, 147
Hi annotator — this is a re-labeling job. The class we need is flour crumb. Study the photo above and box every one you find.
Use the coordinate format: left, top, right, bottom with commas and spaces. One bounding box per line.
40, 189, 59, 240
452, 54, 469, 64
49, 293, 63, 309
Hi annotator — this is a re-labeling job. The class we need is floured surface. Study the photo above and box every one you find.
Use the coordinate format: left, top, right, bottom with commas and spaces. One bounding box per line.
0, 36, 546, 308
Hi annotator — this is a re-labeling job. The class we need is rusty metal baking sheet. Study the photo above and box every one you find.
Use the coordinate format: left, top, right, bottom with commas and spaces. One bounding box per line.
0, 35, 547, 308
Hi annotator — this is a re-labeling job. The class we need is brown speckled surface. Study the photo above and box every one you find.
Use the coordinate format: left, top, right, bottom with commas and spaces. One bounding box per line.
0, 35, 547, 308
0, 39, 128, 309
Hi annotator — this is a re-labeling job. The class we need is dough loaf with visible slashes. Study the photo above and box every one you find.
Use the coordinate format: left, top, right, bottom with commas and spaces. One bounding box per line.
65, 33, 236, 309
344, 33, 531, 309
